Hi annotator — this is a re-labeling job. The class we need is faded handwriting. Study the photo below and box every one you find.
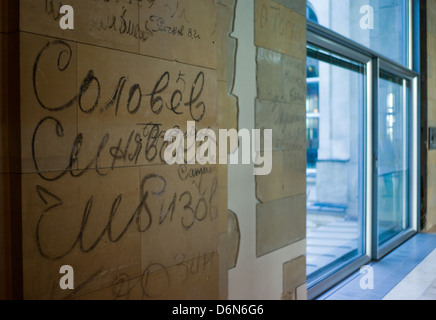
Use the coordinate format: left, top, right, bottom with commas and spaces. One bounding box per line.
111, 251, 215, 299
29, 21, 219, 299
32, 117, 215, 181
95, 6, 154, 42
33, 40, 207, 121
36, 172, 218, 260
58, 251, 215, 299
43, 0, 201, 43
61, 267, 105, 300
256, 2, 304, 42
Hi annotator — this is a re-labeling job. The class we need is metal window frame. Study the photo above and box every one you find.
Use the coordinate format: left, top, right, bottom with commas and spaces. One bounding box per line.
306, 0, 420, 299
372, 61, 419, 261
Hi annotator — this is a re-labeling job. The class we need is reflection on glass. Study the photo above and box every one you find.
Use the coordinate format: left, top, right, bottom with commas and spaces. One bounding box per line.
306, 46, 365, 283
307, 0, 409, 67
377, 71, 410, 245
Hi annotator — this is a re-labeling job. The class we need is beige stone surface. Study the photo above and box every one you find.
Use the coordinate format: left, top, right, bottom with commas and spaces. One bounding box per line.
75, 42, 218, 170
20, 0, 139, 53
18, 0, 226, 300
256, 48, 306, 104
256, 194, 306, 257
283, 255, 306, 295
256, 150, 306, 203
255, 98, 306, 151
139, 0, 218, 68
21, 167, 143, 299
254, 0, 305, 59
76, 253, 219, 300
274, 0, 306, 16
138, 164, 219, 271
20, 33, 78, 174
296, 282, 307, 300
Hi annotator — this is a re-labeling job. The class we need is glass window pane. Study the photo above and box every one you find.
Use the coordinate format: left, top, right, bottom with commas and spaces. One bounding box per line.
377, 71, 410, 245
307, 0, 409, 67
306, 46, 366, 283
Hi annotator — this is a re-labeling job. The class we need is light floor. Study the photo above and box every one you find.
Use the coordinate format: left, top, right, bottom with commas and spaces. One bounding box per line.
317, 233, 436, 300
383, 249, 436, 300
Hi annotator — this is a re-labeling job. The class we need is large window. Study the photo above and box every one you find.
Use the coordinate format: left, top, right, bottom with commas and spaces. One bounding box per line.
306, 0, 419, 299
308, 0, 410, 67
306, 46, 366, 283
377, 71, 411, 245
